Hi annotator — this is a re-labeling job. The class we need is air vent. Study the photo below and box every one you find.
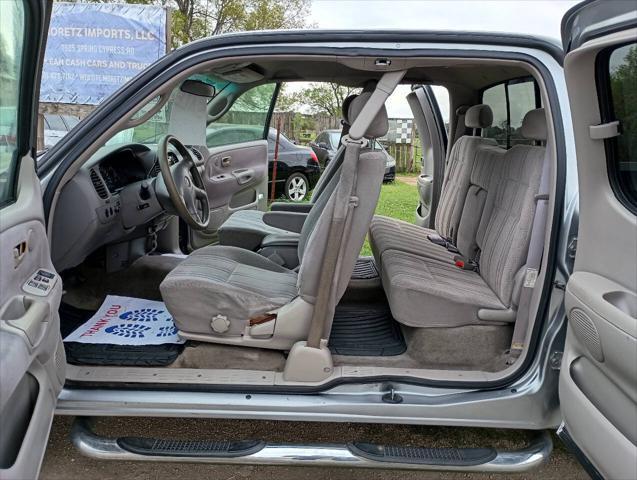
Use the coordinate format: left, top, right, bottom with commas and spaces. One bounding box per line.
90, 169, 108, 199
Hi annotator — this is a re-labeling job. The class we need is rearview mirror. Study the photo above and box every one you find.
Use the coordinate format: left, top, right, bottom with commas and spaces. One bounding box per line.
180, 79, 216, 98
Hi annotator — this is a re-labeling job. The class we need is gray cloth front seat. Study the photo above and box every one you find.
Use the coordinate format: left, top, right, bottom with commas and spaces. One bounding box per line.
216, 94, 359, 251
160, 92, 388, 347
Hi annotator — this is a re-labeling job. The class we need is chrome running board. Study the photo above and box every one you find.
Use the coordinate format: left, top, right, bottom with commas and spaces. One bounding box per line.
71, 418, 552, 472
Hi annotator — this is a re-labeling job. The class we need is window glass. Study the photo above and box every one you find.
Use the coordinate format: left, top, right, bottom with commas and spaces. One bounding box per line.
431, 85, 450, 136
104, 75, 243, 148
44, 115, 67, 131
328, 132, 340, 148
508, 80, 537, 146
63, 115, 80, 129
0, 0, 25, 204
314, 132, 326, 145
207, 83, 276, 148
604, 43, 637, 211
481, 78, 540, 149
481, 83, 507, 147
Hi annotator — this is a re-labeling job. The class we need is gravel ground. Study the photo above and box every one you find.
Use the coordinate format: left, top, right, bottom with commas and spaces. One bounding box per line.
41, 416, 589, 480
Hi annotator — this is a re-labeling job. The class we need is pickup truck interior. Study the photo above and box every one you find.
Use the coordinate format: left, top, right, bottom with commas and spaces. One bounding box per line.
48, 54, 558, 387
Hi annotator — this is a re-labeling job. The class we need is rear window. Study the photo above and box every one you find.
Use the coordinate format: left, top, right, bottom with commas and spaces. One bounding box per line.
481, 77, 541, 149
598, 42, 637, 214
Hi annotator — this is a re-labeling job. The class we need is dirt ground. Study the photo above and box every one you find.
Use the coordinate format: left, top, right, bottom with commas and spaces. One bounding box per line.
395, 174, 419, 186
40, 416, 589, 480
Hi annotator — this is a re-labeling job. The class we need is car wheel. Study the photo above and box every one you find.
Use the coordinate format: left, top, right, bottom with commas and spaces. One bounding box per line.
285, 173, 309, 202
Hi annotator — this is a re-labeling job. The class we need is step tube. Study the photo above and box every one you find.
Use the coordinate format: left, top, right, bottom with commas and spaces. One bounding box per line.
71, 417, 552, 473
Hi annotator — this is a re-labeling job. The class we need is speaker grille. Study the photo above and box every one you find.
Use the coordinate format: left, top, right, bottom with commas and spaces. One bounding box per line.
570, 308, 604, 362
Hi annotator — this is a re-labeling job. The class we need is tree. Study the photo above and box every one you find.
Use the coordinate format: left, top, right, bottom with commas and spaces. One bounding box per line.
273, 84, 296, 112
170, 0, 311, 46
63, 0, 311, 47
610, 45, 637, 165
292, 83, 361, 116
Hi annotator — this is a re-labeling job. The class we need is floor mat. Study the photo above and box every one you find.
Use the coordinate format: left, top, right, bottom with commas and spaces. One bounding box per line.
329, 303, 406, 356
60, 302, 184, 367
64, 296, 184, 345
351, 257, 379, 280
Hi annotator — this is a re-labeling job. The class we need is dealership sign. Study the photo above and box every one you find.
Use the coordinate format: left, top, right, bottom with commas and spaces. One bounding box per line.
41, 2, 167, 105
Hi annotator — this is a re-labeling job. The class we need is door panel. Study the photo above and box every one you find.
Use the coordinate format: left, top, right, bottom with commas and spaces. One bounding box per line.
407, 87, 447, 228
189, 140, 268, 249
0, 0, 60, 477
560, 1, 637, 477
0, 158, 65, 480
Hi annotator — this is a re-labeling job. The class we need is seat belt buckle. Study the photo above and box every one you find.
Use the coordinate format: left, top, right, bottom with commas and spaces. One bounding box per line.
453, 255, 478, 272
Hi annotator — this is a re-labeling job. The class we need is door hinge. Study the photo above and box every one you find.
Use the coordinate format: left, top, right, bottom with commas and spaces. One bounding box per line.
549, 351, 563, 370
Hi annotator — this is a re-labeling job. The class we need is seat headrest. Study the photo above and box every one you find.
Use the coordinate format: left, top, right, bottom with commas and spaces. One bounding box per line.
521, 108, 547, 141
341, 94, 358, 125
347, 91, 389, 139
465, 104, 493, 129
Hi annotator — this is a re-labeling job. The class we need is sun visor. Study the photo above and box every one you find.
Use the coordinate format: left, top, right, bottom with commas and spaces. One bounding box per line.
167, 90, 207, 146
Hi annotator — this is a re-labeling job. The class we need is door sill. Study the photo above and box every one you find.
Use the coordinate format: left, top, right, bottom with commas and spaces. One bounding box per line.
65, 363, 508, 389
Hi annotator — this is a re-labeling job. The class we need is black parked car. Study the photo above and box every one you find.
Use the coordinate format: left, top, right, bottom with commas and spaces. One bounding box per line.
310, 129, 396, 182
206, 126, 321, 202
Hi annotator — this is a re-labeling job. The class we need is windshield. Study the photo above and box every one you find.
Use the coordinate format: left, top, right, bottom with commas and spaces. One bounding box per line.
106, 73, 231, 147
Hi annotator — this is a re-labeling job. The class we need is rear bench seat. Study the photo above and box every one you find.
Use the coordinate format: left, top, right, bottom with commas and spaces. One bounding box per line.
373, 108, 548, 328
370, 104, 501, 268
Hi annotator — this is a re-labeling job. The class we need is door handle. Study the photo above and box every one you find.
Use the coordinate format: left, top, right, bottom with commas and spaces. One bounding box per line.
221, 156, 231, 167
232, 168, 254, 185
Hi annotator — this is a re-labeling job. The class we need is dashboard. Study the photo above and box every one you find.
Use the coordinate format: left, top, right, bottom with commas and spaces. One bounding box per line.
51, 142, 205, 272
98, 148, 149, 193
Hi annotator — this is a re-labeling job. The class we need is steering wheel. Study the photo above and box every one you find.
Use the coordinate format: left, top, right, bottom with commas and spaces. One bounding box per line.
156, 135, 210, 230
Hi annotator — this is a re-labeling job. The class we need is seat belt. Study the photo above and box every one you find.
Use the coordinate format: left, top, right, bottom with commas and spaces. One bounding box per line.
507, 150, 551, 362
306, 136, 363, 348
305, 70, 406, 350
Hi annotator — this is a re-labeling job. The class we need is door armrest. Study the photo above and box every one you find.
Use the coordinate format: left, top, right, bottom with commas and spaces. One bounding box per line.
269, 202, 314, 213
262, 212, 308, 234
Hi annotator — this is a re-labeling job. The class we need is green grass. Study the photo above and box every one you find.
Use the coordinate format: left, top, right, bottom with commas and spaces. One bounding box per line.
264, 178, 419, 257
360, 179, 419, 256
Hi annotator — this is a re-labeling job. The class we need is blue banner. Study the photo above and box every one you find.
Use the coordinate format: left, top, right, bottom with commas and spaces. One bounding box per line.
41, 2, 167, 105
